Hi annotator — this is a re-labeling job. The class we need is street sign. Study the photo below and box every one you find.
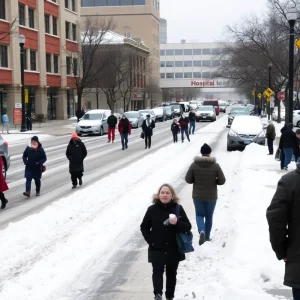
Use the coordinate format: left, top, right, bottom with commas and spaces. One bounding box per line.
267, 96, 271, 102
296, 39, 300, 49
13, 108, 22, 125
257, 93, 262, 99
25, 89, 28, 104
15, 103, 22, 109
252, 90, 255, 96
264, 88, 274, 98
278, 91, 285, 101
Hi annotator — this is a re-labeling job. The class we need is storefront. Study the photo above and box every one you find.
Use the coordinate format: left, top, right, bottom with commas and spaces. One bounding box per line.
47, 87, 58, 120
25, 86, 36, 116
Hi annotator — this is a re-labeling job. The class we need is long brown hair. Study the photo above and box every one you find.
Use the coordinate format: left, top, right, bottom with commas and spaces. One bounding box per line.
152, 183, 180, 204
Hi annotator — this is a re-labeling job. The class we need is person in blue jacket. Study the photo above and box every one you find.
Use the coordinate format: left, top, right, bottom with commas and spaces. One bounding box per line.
22, 136, 47, 197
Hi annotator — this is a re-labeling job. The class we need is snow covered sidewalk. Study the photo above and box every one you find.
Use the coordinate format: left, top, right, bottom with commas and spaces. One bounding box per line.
176, 135, 291, 299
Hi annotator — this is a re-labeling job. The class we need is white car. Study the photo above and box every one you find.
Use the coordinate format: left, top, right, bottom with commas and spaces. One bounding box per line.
76, 109, 111, 136
124, 111, 144, 128
293, 110, 300, 127
139, 110, 156, 122
272, 107, 285, 121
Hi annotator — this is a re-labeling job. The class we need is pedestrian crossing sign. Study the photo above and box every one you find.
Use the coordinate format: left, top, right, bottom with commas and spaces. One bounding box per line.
257, 93, 262, 99
264, 88, 274, 98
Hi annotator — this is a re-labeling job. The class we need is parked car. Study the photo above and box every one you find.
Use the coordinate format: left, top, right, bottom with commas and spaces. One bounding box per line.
139, 110, 156, 122
218, 100, 227, 113
189, 100, 201, 110
76, 109, 111, 136
0, 136, 10, 178
195, 106, 216, 122
227, 116, 266, 151
169, 102, 189, 113
169, 104, 181, 116
293, 110, 300, 127
272, 107, 286, 121
163, 106, 176, 120
152, 107, 167, 122
203, 100, 220, 116
124, 111, 144, 128
228, 106, 251, 125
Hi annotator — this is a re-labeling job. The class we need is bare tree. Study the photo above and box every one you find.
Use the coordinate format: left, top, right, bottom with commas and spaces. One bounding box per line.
65, 17, 115, 113
0, 17, 17, 42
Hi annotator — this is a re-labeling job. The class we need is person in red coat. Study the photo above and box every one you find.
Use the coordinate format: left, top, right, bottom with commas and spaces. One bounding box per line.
0, 158, 8, 209
179, 114, 190, 143
118, 114, 132, 150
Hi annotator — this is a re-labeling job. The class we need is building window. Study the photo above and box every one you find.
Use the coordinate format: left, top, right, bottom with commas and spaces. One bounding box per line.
175, 61, 183, 67
65, 0, 69, 9
45, 15, 50, 34
52, 0, 57, 2
184, 72, 192, 78
202, 60, 211, 67
73, 58, 78, 75
0, 0, 6, 20
202, 72, 210, 78
66, 57, 72, 75
211, 48, 220, 55
19, 4, 25, 26
121, 0, 133, 4
30, 50, 36, 71
46, 53, 52, 73
202, 49, 211, 55
193, 61, 201, 67
175, 73, 183, 78
72, 24, 77, 41
71, 0, 76, 11
94, 0, 106, 5
166, 73, 174, 79
160, 73, 165, 79
212, 60, 220, 67
184, 61, 192, 67
193, 72, 202, 78
23, 49, 28, 70
174, 49, 183, 56
54, 55, 59, 73
0, 45, 8, 68
65, 22, 70, 39
108, 0, 119, 5
166, 49, 174, 56
52, 17, 58, 35
166, 61, 174, 67
28, 8, 34, 29
184, 49, 192, 56
160, 49, 165, 56
221, 60, 230, 66
133, 0, 145, 4
193, 49, 201, 55
81, 0, 146, 5
160, 61, 165, 68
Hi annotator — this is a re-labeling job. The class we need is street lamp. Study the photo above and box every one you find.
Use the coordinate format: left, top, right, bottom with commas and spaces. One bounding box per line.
19, 34, 27, 132
268, 63, 272, 120
287, 5, 297, 124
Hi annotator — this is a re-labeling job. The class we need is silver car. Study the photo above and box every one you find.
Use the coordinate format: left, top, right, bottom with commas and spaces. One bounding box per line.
0, 135, 10, 178
125, 111, 144, 128
195, 106, 216, 122
227, 116, 266, 151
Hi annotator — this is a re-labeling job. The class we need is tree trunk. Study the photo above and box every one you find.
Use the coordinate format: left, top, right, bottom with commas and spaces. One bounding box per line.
77, 90, 83, 112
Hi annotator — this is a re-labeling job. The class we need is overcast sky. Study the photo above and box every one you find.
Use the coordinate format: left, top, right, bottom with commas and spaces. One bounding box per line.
160, 0, 268, 43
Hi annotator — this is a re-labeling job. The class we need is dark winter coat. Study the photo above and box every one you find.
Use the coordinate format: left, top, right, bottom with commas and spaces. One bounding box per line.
171, 123, 180, 134
23, 143, 47, 180
295, 137, 300, 158
0, 158, 8, 192
140, 200, 192, 264
66, 139, 87, 173
142, 119, 155, 137
281, 124, 288, 134
266, 123, 276, 140
107, 115, 118, 128
185, 156, 226, 200
188, 112, 196, 121
279, 130, 298, 150
118, 118, 132, 135
266, 167, 300, 288
179, 117, 189, 129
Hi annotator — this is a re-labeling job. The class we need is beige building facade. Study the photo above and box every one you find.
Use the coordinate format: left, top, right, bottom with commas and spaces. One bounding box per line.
81, 0, 161, 108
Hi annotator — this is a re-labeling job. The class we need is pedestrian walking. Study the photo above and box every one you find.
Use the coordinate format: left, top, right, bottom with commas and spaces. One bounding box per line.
26, 112, 32, 131
142, 114, 155, 149
188, 109, 196, 135
279, 123, 297, 170
267, 163, 300, 300
171, 119, 180, 143
22, 136, 47, 197
118, 114, 131, 150
2, 111, 9, 134
266, 120, 276, 155
107, 112, 118, 143
179, 114, 190, 143
279, 124, 288, 169
185, 143, 226, 245
0, 158, 8, 209
76, 107, 85, 123
295, 129, 300, 164
66, 133, 87, 189
140, 184, 192, 300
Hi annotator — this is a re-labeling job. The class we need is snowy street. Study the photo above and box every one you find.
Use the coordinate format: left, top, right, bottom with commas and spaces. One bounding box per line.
0, 114, 292, 299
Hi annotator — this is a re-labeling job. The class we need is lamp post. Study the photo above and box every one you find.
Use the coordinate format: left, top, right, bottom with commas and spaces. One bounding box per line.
268, 63, 272, 120
287, 6, 297, 124
19, 34, 27, 132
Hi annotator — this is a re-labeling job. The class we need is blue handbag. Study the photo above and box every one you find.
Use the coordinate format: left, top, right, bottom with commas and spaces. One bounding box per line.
175, 204, 194, 254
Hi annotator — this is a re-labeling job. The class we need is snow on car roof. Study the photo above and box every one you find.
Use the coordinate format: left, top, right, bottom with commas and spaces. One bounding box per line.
86, 110, 110, 114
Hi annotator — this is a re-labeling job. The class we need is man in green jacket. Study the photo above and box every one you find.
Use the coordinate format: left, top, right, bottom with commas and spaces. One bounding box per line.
266, 120, 276, 155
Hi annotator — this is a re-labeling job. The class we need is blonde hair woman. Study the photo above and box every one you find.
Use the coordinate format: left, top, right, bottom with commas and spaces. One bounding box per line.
140, 184, 191, 300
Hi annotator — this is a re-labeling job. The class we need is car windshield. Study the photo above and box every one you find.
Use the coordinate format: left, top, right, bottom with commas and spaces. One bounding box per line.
170, 105, 180, 109
219, 103, 226, 106
197, 106, 213, 111
83, 113, 103, 120
139, 110, 151, 114
125, 113, 138, 118
164, 107, 172, 112
204, 101, 218, 106
231, 116, 262, 132
231, 108, 249, 115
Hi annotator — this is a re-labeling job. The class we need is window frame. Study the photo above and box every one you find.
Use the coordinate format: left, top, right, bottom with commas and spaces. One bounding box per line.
46, 53, 52, 73
184, 72, 192, 79
45, 14, 50, 34
65, 21, 70, 40
23, 48, 28, 70
184, 49, 193, 56
72, 24, 77, 41
174, 49, 183, 56
65, 0, 69, 9
54, 55, 59, 74
0, 0, 6, 20
183, 61, 192, 67
193, 61, 201, 67
193, 72, 202, 78
52, 17, 58, 36
193, 49, 201, 55
28, 7, 35, 29
202, 60, 211, 67
160, 73, 165, 79
73, 58, 78, 75
175, 72, 183, 79
165, 61, 174, 68
30, 50, 37, 71
166, 49, 174, 56
66, 56, 72, 75
0, 45, 8, 68
166, 73, 174, 79
19, 4, 25, 26
71, 0, 76, 11
175, 61, 183, 67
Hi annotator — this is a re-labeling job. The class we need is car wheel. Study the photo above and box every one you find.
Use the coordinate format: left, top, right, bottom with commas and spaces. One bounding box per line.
297, 121, 300, 128
227, 144, 233, 152
99, 127, 104, 136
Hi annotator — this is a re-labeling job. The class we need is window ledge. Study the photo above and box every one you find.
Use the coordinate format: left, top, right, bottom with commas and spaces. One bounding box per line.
66, 39, 78, 44
46, 73, 60, 76
45, 33, 60, 39
19, 25, 38, 32
0, 19, 10, 24
0, 67, 12, 71
46, 0, 59, 6
65, 8, 78, 15
25, 70, 40, 73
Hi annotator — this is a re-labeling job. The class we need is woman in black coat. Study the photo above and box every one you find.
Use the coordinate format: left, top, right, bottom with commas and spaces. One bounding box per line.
66, 133, 87, 189
142, 114, 155, 149
140, 184, 191, 300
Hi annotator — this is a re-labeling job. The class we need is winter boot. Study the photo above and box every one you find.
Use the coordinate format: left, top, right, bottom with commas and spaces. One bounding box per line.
36, 190, 40, 196
154, 295, 162, 300
72, 185, 77, 189
79, 178, 83, 186
199, 231, 206, 246
23, 191, 30, 198
1, 198, 8, 209
107, 140, 110, 143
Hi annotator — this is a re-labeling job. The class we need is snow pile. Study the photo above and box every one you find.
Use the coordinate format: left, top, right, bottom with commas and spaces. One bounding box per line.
176, 142, 285, 299
2, 133, 52, 145
0, 116, 228, 300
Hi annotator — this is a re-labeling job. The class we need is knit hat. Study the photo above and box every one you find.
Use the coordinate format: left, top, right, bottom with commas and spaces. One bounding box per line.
31, 136, 39, 142
201, 143, 212, 155
71, 132, 79, 139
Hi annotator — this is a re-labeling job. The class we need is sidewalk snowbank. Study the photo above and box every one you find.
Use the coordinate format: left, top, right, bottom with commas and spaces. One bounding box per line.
2, 133, 52, 144
176, 142, 286, 299
0, 116, 228, 300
